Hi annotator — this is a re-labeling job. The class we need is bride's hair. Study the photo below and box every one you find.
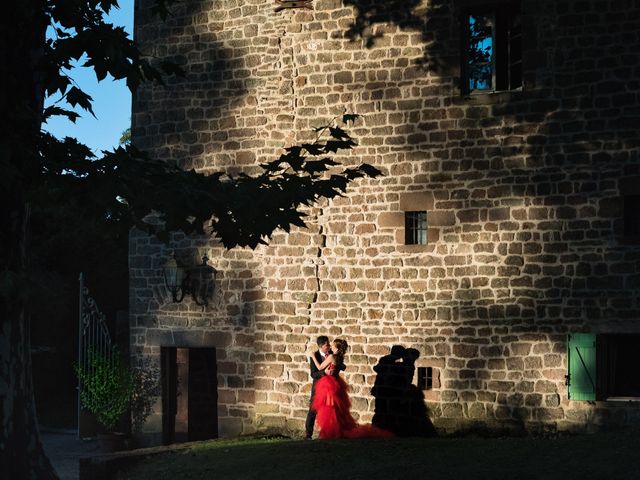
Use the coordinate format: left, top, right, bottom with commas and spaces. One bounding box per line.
332, 338, 348, 360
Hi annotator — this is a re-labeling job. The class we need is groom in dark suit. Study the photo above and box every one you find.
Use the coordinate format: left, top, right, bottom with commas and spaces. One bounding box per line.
305, 335, 345, 439
305, 336, 330, 439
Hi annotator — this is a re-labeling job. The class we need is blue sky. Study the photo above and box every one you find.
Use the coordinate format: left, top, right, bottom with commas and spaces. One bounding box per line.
43, 1, 134, 155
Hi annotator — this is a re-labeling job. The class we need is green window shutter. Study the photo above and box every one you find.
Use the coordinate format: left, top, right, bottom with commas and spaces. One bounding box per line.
567, 333, 597, 401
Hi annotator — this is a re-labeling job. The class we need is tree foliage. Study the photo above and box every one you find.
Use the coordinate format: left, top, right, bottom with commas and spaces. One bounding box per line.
119, 127, 131, 145
39, 114, 379, 249
32, 1, 383, 251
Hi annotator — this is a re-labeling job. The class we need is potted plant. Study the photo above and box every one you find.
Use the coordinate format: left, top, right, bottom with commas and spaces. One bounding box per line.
75, 348, 133, 452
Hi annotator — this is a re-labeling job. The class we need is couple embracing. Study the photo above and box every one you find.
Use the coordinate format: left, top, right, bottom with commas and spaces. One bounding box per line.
305, 335, 393, 440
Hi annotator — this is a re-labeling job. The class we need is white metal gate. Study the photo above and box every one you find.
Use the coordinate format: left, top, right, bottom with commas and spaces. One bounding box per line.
77, 272, 114, 438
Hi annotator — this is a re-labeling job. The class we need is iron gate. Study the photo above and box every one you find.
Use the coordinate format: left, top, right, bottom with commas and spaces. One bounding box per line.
77, 272, 114, 438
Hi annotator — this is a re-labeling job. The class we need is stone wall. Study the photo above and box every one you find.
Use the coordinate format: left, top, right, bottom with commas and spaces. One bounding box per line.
131, 0, 640, 441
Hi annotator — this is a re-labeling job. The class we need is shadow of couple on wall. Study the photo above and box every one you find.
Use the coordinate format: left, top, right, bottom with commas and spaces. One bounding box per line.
371, 345, 437, 437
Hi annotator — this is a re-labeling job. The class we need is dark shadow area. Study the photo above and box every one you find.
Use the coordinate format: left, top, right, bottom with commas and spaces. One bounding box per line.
161, 347, 218, 444
371, 345, 437, 437
31, 211, 129, 430
134, 0, 251, 171
343, 0, 425, 48
343, 0, 455, 73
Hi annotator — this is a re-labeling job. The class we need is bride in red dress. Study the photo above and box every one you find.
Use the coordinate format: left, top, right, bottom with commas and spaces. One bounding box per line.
311, 339, 393, 440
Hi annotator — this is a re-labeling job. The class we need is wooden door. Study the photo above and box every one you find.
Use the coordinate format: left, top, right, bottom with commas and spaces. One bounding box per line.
161, 347, 218, 444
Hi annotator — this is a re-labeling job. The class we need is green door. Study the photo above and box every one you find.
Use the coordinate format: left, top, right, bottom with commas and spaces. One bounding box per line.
567, 333, 596, 401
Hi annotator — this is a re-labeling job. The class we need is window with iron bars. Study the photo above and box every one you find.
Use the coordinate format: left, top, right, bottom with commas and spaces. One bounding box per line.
404, 211, 428, 245
417, 367, 434, 390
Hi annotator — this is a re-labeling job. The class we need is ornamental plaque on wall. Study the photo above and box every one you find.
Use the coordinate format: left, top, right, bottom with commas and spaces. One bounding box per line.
274, 0, 313, 12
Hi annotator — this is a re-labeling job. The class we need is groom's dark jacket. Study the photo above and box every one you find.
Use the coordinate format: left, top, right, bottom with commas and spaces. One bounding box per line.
309, 351, 346, 396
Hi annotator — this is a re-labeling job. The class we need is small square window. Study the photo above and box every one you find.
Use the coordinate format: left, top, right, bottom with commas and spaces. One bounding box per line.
405, 211, 428, 245
463, 3, 522, 93
624, 195, 640, 237
417, 367, 433, 390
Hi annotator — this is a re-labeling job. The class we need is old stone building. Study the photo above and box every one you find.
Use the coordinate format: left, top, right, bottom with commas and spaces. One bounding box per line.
130, 0, 640, 444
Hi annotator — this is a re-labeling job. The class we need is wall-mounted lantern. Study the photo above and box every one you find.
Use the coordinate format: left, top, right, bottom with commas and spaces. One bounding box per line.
163, 252, 217, 306
274, 0, 313, 12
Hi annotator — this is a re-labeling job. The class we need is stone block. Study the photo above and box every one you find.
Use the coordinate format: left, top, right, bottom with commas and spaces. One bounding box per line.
488, 381, 514, 392
334, 71, 353, 84
255, 403, 280, 414
218, 417, 244, 438
489, 207, 511, 221
377, 211, 404, 228
429, 211, 456, 226
257, 414, 286, 430
202, 331, 232, 347
506, 358, 524, 370
274, 302, 296, 315
543, 354, 562, 368
256, 363, 284, 378
545, 393, 561, 408
481, 346, 504, 357
453, 344, 478, 358
457, 209, 479, 223
536, 408, 564, 421
441, 402, 464, 418
488, 359, 506, 370
145, 329, 174, 346
534, 380, 558, 393
598, 197, 622, 217
399, 191, 435, 211
510, 343, 532, 356
255, 378, 274, 390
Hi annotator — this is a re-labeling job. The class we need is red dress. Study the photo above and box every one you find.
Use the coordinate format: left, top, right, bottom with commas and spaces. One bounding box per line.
312, 367, 394, 440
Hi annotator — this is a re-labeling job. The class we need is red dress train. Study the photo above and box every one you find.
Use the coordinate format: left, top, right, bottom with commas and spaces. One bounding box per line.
312, 373, 394, 439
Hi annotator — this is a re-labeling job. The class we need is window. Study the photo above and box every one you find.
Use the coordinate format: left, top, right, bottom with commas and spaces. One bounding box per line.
624, 195, 640, 237
405, 211, 428, 245
566, 333, 640, 401
598, 335, 640, 399
462, 3, 522, 93
417, 367, 433, 390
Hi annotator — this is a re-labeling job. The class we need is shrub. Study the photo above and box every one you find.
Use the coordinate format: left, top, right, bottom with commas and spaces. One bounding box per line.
75, 348, 132, 432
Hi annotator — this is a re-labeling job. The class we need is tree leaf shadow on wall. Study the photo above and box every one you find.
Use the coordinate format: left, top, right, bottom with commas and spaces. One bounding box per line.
340, 0, 640, 335
134, 0, 252, 171
343, 0, 426, 49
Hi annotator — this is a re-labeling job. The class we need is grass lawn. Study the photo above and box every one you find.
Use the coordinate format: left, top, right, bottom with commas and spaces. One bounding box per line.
116, 429, 640, 480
